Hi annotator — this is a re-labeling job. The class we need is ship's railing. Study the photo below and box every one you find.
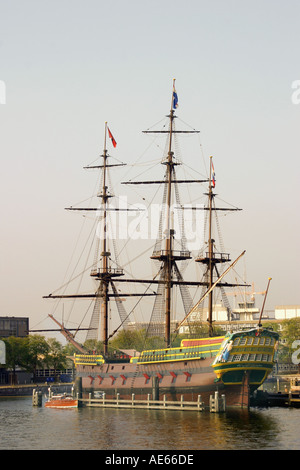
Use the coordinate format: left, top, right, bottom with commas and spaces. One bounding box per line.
74, 354, 105, 366
196, 252, 230, 262
151, 250, 191, 259
130, 343, 223, 364
90, 267, 124, 277
103, 352, 131, 363
74, 352, 131, 365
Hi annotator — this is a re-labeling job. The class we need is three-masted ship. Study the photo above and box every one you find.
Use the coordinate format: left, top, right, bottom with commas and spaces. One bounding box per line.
44, 81, 279, 409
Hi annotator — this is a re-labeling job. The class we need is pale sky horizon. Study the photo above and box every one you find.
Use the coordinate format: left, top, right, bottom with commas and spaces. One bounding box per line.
0, 0, 299, 343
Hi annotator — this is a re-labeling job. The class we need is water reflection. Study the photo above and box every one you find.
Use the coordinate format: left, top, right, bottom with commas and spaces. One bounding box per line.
0, 397, 299, 450
116, 408, 281, 450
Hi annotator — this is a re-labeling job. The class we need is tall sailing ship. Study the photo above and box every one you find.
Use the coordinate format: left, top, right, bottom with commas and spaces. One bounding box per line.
44, 81, 279, 409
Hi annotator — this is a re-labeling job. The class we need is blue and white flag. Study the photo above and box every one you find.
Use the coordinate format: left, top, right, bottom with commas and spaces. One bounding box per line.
172, 84, 178, 109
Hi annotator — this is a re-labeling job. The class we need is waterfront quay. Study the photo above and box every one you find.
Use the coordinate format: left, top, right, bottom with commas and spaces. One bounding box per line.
0, 383, 72, 397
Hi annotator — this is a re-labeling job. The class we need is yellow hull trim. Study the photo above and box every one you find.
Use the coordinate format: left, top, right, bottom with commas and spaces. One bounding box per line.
213, 365, 272, 385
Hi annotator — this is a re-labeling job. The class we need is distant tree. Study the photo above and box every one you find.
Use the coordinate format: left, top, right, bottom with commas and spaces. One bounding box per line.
46, 338, 68, 381
279, 318, 300, 363
174, 322, 224, 340
25, 335, 50, 380
109, 329, 165, 352
109, 329, 148, 352
2, 337, 27, 385
83, 339, 104, 354
262, 321, 281, 333
106, 323, 225, 353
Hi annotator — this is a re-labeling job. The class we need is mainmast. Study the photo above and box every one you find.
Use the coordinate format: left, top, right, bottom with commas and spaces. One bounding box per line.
122, 80, 246, 344
143, 80, 204, 346
149, 80, 195, 346
121, 80, 202, 346
207, 156, 215, 336
164, 80, 177, 346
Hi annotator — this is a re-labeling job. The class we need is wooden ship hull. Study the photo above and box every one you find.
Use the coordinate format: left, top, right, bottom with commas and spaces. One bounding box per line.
76, 359, 248, 408
74, 329, 279, 409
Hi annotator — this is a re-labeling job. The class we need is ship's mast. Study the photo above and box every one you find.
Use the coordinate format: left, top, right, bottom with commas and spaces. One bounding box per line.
195, 157, 221, 337
123, 80, 246, 344
207, 156, 214, 336
43, 123, 135, 355
45, 84, 249, 351
164, 82, 176, 346
99, 122, 110, 354
88, 122, 145, 354
149, 79, 196, 347
195, 156, 246, 336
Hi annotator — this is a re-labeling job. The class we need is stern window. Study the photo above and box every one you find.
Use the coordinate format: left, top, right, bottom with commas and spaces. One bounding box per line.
233, 355, 242, 362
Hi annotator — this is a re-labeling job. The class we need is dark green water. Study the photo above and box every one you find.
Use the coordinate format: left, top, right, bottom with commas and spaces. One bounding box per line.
0, 396, 299, 450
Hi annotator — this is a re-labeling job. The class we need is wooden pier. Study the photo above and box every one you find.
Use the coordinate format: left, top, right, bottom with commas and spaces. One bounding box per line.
251, 390, 300, 408
78, 391, 228, 412
79, 393, 207, 412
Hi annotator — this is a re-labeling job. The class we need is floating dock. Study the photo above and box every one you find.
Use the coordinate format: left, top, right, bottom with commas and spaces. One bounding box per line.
251, 390, 300, 408
78, 392, 225, 412
79, 393, 206, 411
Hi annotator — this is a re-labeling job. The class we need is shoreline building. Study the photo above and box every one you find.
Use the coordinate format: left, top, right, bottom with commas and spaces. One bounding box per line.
0, 317, 29, 338
275, 306, 300, 320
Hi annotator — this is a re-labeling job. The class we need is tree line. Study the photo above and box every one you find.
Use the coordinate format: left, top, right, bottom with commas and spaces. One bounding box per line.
2, 318, 300, 383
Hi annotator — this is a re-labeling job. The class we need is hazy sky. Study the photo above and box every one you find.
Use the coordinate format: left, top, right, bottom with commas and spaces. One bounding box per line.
0, 0, 299, 342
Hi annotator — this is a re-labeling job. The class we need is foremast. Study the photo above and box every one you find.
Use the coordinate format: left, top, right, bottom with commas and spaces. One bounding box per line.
94, 123, 123, 354
71, 123, 126, 355
44, 123, 134, 355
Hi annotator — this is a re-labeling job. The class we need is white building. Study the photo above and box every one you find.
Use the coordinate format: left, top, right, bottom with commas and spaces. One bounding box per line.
179, 304, 229, 334
232, 300, 260, 321
275, 305, 300, 320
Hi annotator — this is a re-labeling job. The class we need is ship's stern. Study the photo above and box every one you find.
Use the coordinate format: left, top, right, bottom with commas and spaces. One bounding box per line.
211, 327, 279, 407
